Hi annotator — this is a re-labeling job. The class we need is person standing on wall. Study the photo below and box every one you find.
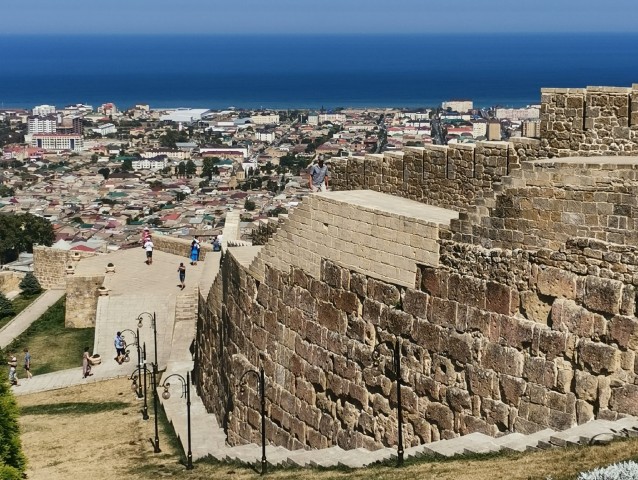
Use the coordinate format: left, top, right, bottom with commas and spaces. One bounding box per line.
144, 237, 154, 265
178, 262, 186, 290
308, 158, 329, 192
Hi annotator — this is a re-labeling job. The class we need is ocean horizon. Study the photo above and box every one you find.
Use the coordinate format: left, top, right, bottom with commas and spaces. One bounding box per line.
0, 33, 637, 110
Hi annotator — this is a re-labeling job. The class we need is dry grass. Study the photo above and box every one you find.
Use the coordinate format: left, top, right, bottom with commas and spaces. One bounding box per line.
17, 379, 638, 480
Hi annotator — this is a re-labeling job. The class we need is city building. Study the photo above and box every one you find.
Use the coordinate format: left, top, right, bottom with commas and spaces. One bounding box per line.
522, 119, 541, 138
442, 100, 473, 112
159, 108, 211, 123
31, 133, 84, 152
472, 119, 488, 138
32, 104, 56, 116
486, 120, 502, 141
250, 114, 280, 125
98, 103, 118, 116
495, 106, 541, 121
308, 113, 347, 125
256, 130, 276, 142
132, 156, 168, 171
141, 148, 187, 160
92, 123, 117, 136
27, 115, 57, 134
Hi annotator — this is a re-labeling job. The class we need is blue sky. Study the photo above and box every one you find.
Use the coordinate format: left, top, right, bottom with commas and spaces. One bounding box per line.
5, 0, 638, 34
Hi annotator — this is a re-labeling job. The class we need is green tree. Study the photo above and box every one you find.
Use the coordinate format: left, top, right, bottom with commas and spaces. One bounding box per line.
201, 157, 220, 179
90, 153, 99, 163
0, 213, 55, 264
18, 272, 42, 296
0, 375, 26, 478
0, 292, 13, 317
177, 162, 186, 177
269, 206, 288, 217
185, 160, 196, 176
121, 158, 133, 171
97, 167, 110, 180
0, 185, 15, 197
244, 199, 256, 211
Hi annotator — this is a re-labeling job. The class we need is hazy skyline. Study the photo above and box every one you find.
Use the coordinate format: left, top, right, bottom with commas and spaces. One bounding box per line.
4, 0, 638, 35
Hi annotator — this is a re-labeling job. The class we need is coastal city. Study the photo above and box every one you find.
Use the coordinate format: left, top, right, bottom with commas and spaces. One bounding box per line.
0, 100, 540, 264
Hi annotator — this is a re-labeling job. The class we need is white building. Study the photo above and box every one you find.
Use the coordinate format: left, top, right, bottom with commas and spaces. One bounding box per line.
404, 112, 431, 121
495, 106, 541, 121
98, 103, 118, 116
92, 123, 117, 136
27, 116, 57, 134
132, 157, 168, 171
308, 113, 347, 125
32, 104, 56, 116
256, 130, 276, 142
159, 108, 211, 123
250, 114, 280, 125
32, 134, 84, 152
472, 119, 488, 138
141, 148, 187, 160
442, 100, 473, 113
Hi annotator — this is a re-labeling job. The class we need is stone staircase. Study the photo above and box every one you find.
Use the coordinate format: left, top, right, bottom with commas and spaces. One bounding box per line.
160, 371, 638, 469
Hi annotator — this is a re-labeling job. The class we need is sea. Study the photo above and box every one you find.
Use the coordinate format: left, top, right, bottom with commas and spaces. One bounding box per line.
0, 33, 637, 110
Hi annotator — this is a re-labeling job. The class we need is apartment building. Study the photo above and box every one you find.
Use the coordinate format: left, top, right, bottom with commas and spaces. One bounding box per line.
32, 134, 84, 152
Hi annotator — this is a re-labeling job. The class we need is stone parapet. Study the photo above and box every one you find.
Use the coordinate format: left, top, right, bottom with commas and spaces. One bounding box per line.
33, 245, 98, 289
153, 235, 212, 260
65, 274, 104, 328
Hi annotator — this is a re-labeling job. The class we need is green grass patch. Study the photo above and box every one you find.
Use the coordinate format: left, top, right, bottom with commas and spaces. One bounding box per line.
0, 296, 95, 376
0, 293, 39, 331
20, 401, 130, 416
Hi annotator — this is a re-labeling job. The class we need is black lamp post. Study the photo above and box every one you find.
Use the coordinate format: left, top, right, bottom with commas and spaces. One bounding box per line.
372, 337, 404, 467
238, 367, 267, 475
121, 328, 142, 398
142, 343, 149, 420
160, 371, 193, 470
137, 311, 158, 369
150, 361, 161, 453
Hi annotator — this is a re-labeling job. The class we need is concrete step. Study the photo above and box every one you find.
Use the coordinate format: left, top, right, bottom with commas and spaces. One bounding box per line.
549, 420, 621, 447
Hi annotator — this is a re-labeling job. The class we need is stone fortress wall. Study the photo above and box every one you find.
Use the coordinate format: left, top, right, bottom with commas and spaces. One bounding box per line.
197, 83, 638, 452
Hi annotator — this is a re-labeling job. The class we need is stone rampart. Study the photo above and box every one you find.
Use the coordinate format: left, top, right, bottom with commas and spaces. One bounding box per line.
541, 85, 638, 157
197, 232, 638, 451
331, 141, 524, 213
65, 274, 105, 328
33, 245, 98, 289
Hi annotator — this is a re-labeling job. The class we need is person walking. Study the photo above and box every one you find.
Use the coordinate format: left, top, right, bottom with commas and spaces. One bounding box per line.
23, 347, 32, 379
190, 240, 199, 266
8, 352, 18, 386
144, 237, 154, 265
82, 347, 93, 378
114, 331, 126, 364
308, 158, 329, 192
178, 262, 186, 290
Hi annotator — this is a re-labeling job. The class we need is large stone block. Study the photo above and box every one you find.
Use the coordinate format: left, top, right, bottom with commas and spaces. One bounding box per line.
486, 281, 518, 315
609, 315, 638, 349
551, 298, 606, 339
536, 266, 578, 299
449, 274, 485, 309
482, 343, 524, 377
578, 340, 621, 374
425, 402, 454, 430
610, 384, 638, 416
403, 288, 429, 318
584, 276, 623, 315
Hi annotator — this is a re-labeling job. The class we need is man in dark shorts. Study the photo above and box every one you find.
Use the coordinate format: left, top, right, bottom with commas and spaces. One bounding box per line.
144, 238, 154, 265
23, 347, 32, 379
114, 331, 126, 364
178, 262, 186, 290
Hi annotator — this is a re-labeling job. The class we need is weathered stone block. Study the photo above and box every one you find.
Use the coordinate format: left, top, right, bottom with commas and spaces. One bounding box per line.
403, 288, 429, 318
523, 357, 556, 388
578, 340, 621, 374
467, 365, 497, 397
537, 266, 577, 299
368, 278, 401, 306
609, 315, 638, 350
551, 298, 606, 338
486, 281, 517, 315
500, 375, 527, 406
574, 370, 598, 401
425, 402, 454, 430
382, 308, 414, 336
584, 276, 623, 315
482, 343, 524, 377
610, 384, 638, 416
449, 274, 485, 309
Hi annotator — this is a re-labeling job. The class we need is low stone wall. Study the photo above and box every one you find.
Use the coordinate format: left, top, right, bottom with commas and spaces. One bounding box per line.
153, 235, 213, 260
0, 271, 24, 295
33, 246, 97, 289
65, 274, 104, 328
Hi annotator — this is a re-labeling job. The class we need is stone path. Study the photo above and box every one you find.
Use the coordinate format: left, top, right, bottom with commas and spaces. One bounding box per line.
0, 288, 65, 349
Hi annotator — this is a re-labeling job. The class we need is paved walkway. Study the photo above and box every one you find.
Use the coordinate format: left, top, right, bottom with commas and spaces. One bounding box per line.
0, 288, 65, 349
